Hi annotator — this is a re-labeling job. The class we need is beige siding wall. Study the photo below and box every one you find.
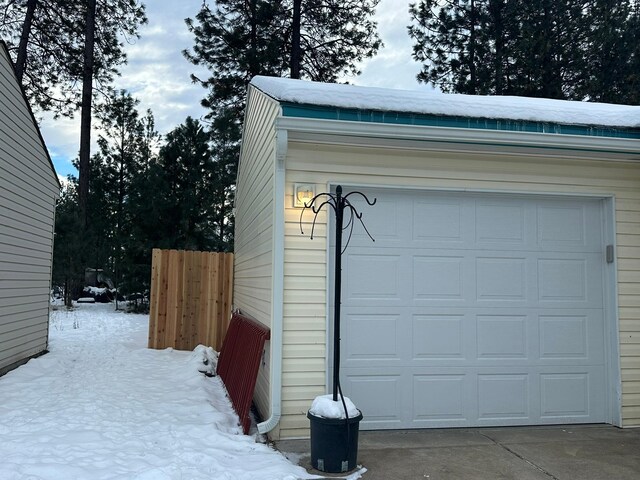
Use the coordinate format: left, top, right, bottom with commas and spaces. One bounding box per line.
0, 45, 59, 375
234, 88, 281, 422
279, 140, 640, 438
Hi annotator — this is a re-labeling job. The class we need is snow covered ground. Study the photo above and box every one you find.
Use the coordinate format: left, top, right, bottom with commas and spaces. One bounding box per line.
0, 303, 313, 480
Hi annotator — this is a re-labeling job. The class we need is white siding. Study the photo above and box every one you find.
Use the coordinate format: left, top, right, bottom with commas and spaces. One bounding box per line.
280, 140, 640, 438
0, 43, 59, 375
234, 87, 281, 424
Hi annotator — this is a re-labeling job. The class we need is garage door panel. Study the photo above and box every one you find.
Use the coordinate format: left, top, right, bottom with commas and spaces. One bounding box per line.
413, 198, 466, 244
537, 255, 603, 307
538, 311, 605, 363
412, 314, 465, 360
540, 373, 589, 418
413, 255, 465, 300
537, 204, 587, 243
476, 257, 527, 302
538, 258, 588, 301
476, 315, 528, 359
475, 201, 526, 245
338, 189, 608, 430
342, 372, 405, 428
347, 193, 410, 247
345, 253, 404, 303
539, 368, 606, 421
343, 312, 404, 363
477, 373, 530, 421
536, 201, 603, 251
411, 251, 474, 306
413, 374, 468, 423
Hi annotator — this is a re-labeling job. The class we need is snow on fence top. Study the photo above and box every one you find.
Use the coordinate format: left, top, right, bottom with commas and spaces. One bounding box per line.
251, 76, 640, 129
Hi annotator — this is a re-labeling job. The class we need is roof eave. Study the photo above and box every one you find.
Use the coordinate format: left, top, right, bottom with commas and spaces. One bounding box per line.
276, 116, 640, 162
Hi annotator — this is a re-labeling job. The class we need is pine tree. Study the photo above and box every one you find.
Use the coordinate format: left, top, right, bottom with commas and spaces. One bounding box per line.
13, 0, 37, 82
51, 179, 83, 307
150, 117, 223, 252
208, 123, 237, 251
506, 0, 589, 100
90, 89, 150, 304
185, 0, 382, 123
77, 0, 147, 229
408, 0, 492, 94
184, 0, 381, 253
1, 1, 147, 232
1, 0, 84, 117
408, 0, 639, 103
94, 90, 145, 236
625, 3, 640, 104
78, 0, 97, 230
1, 0, 147, 118
123, 110, 160, 305
580, 0, 636, 103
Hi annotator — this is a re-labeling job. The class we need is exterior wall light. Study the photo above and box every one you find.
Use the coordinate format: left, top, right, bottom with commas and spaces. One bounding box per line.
294, 183, 315, 208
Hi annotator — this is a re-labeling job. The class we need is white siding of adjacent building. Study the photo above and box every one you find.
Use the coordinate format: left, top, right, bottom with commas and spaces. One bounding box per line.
279, 139, 640, 438
0, 43, 59, 376
234, 87, 282, 425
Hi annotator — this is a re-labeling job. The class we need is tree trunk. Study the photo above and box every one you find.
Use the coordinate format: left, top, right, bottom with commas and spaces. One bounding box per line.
64, 276, 71, 308
468, 0, 477, 94
491, 0, 504, 94
15, 0, 38, 82
78, 0, 97, 229
248, 0, 259, 77
219, 206, 225, 249
540, 0, 554, 98
291, 0, 302, 78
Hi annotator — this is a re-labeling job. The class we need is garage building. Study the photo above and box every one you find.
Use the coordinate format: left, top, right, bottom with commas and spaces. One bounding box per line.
234, 76, 640, 439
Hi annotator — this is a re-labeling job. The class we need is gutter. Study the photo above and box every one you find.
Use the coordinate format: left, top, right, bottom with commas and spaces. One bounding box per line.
276, 117, 640, 160
257, 125, 288, 435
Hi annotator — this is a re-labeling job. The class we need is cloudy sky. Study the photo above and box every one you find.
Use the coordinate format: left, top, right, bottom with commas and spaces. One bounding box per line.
40, 0, 429, 179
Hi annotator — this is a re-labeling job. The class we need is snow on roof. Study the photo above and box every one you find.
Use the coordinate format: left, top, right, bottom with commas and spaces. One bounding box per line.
250, 76, 640, 129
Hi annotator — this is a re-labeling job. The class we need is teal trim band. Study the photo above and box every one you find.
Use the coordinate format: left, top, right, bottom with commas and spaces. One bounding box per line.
281, 103, 640, 140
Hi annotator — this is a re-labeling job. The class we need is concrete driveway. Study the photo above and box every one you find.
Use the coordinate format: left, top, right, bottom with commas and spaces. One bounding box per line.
275, 425, 640, 479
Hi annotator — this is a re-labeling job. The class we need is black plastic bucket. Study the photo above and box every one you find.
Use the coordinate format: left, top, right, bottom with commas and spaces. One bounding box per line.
307, 410, 363, 473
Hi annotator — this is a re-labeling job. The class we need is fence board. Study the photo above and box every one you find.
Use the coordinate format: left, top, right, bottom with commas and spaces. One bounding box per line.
148, 248, 161, 347
157, 250, 170, 346
148, 249, 234, 351
207, 252, 220, 348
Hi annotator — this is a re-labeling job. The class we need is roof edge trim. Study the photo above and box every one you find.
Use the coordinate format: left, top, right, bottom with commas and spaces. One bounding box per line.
281, 103, 640, 140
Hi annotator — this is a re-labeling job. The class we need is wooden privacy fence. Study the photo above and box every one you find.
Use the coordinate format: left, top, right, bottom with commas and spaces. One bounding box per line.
148, 249, 234, 351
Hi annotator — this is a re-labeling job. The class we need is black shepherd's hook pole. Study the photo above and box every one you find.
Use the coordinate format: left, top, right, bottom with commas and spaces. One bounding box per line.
300, 185, 376, 403
332, 186, 344, 401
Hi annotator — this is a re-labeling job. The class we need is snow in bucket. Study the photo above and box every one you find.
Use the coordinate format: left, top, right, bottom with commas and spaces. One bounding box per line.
310, 394, 360, 419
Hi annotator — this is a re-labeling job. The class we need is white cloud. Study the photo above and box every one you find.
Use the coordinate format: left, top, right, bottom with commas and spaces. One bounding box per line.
40, 114, 80, 177
351, 0, 425, 90
114, 0, 209, 134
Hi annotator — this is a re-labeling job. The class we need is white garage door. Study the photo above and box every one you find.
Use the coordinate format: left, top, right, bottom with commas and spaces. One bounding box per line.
336, 189, 608, 430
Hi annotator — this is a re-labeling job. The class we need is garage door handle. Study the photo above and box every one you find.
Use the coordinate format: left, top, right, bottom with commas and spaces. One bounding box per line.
606, 245, 614, 263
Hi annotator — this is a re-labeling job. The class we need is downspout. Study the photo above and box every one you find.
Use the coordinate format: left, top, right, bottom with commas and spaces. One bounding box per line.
257, 126, 287, 434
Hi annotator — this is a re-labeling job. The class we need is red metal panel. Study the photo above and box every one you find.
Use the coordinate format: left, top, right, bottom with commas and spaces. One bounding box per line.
216, 312, 270, 434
